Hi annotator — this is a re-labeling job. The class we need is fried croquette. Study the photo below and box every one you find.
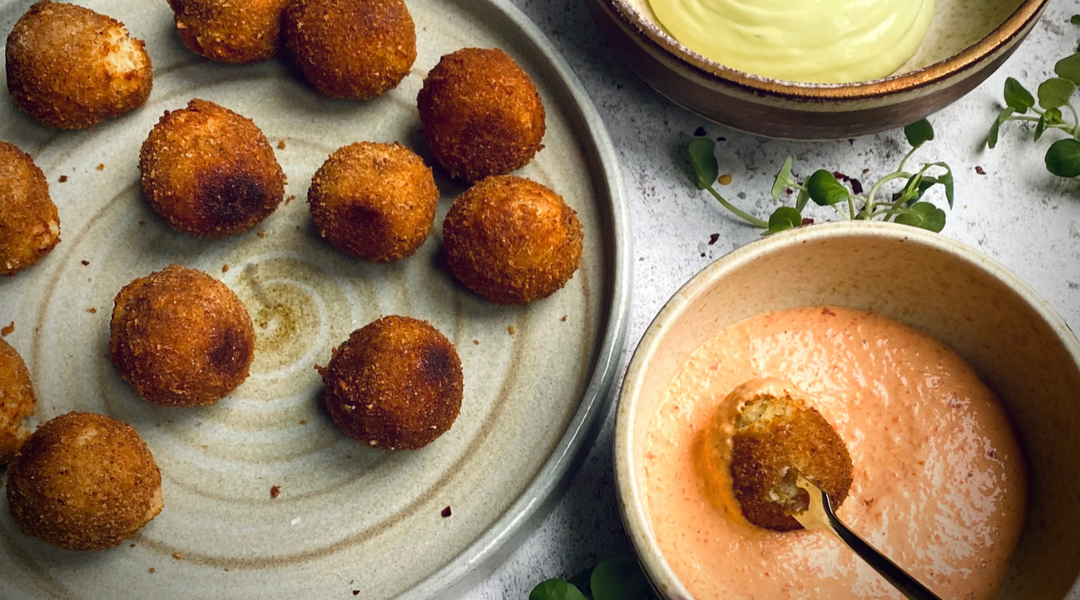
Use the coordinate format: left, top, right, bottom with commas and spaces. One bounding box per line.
0, 338, 36, 465
442, 176, 582, 305
308, 142, 439, 262
6, 412, 162, 551
726, 380, 853, 532
110, 265, 256, 407
284, 0, 416, 99
168, 0, 290, 64
417, 48, 546, 182
139, 99, 285, 238
319, 316, 463, 450
0, 141, 59, 275
5, 1, 152, 130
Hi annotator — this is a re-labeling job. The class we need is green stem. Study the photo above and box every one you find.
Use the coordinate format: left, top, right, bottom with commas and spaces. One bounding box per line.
1066, 102, 1080, 136
865, 171, 911, 213
705, 186, 769, 228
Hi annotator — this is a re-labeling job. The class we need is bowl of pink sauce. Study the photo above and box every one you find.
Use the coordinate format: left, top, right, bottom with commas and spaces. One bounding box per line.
615, 221, 1080, 600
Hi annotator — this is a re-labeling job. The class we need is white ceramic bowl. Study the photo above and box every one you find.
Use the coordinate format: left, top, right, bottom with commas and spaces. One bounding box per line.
615, 221, 1080, 599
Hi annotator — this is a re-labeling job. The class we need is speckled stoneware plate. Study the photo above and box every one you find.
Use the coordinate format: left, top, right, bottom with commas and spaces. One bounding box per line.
0, 0, 631, 598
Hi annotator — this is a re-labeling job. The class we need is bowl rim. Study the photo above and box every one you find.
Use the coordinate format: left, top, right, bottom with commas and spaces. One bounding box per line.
614, 221, 1080, 599
601, 0, 1050, 100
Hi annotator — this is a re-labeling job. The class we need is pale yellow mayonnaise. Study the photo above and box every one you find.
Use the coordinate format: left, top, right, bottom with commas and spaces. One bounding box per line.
647, 0, 935, 83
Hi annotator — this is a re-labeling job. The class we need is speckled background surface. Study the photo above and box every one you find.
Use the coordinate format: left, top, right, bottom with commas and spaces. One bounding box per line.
473, 0, 1080, 596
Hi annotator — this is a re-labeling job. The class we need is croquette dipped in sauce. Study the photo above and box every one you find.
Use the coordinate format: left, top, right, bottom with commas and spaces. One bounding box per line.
308, 142, 439, 262
319, 316, 463, 451
418, 48, 546, 182
0, 141, 60, 275
0, 338, 37, 466
139, 100, 285, 238
6, 412, 163, 551
285, 0, 416, 99
5, 1, 152, 130
443, 176, 582, 305
168, 0, 290, 64
110, 265, 255, 407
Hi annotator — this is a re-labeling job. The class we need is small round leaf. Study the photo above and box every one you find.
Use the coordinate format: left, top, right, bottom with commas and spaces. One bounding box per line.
1045, 138, 1080, 177
591, 555, 652, 600
1056, 53, 1080, 85
765, 207, 803, 235
688, 138, 719, 190
1003, 77, 1035, 112
806, 170, 849, 206
529, 579, 589, 600
1038, 78, 1076, 109
903, 119, 935, 147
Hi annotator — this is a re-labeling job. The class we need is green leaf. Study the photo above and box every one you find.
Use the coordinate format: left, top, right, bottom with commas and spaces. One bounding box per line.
771, 156, 795, 200
591, 555, 651, 600
1046, 107, 1064, 124
1003, 77, 1035, 113
927, 163, 955, 208
530, 579, 589, 600
806, 170, 849, 206
898, 173, 925, 205
794, 187, 810, 212
765, 207, 803, 235
1038, 78, 1076, 109
1045, 138, 1080, 177
904, 119, 935, 147
1056, 53, 1080, 85
688, 138, 719, 190
986, 107, 1014, 149
895, 202, 946, 232
1035, 113, 1050, 141
1072, 14, 1080, 25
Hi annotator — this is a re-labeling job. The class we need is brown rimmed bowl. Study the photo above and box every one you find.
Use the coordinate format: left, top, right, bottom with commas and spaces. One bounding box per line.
585, 0, 1050, 139
615, 222, 1080, 599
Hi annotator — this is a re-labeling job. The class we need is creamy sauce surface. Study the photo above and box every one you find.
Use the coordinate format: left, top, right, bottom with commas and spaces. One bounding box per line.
646, 0, 935, 83
645, 306, 1026, 600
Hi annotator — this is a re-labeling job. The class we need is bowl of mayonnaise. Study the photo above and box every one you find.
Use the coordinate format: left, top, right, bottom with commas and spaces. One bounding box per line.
585, 0, 1049, 139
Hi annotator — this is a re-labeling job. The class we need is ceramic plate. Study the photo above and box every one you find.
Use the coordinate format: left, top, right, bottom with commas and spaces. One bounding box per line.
0, 0, 631, 598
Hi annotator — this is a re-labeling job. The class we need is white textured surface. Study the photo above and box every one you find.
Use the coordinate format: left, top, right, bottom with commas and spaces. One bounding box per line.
474, 0, 1080, 596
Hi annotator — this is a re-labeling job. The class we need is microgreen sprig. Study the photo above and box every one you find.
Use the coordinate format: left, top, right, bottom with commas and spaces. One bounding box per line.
529, 555, 654, 600
688, 120, 954, 235
986, 15, 1080, 178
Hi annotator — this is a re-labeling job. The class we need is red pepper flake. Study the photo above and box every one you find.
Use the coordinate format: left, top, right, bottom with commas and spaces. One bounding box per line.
353, 591, 360, 596
149, 568, 156, 574
58, 175, 68, 183
130, 543, 136, 548
86, 307, 97, 314
270, 485, 281, 499
1, 322, 14, 337
822, 307, 836, 316
138, 220, 146, 226
560, 315, 567, 322
507, 325, 515, 335
96, 163, 104, 171
278, 140, 287, 150
707, 233, 720, 245
975, 166, 986, 175
441, 506, 452, 518
81, 260, 89, 266
801, 218, 815, 226
472, 339, 479, 345
222, 264, 230, 273
257, 230, 266, 238
299, 419, 307, 425
285, 195, 296, 205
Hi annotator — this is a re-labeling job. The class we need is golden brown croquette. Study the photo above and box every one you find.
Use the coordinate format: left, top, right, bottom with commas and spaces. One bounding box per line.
417, 48, 545, 182
6, 412, 163, 551
442, 176, 582, 305
168, 0, 290, 64
5, 1, 152, 130
308, 142, 439, 262
139, 99, 285, 238
0, 338, 36, 465
284, 0, 416, 99
319, 316, 463, 450
110, 265, 256, 407
728, 387, 853, 532
0, 141, 60, 275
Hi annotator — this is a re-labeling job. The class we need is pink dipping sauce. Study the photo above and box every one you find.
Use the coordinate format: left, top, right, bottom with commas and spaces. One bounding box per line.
645, 306, 1027, 600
